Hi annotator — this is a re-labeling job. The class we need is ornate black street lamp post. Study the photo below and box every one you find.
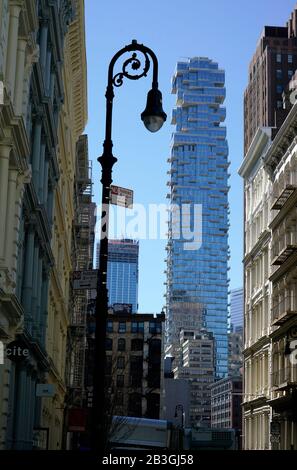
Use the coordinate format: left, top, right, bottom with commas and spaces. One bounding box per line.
92, 40, 166, 454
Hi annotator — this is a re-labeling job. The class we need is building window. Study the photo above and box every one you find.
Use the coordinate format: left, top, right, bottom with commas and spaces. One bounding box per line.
117, 356, 125, 369
128, 393, 142, 416
107, 320, 113, 333
116, 391, 124, 405
118, 321, 126, 333
288, 70, 294, 79
118, 338, 126, 351
131, 322, 144, 333
288, 54, 293, 63
276, 53, 281, 63
116, 375, 124, 388
131, 338, 143, 351
106, 355, 112, 374
106, 338, 112, 351
276, 85, 283, 94
276, 69, 282, 80
149, 321, 161, 334
277, 100, 283, 109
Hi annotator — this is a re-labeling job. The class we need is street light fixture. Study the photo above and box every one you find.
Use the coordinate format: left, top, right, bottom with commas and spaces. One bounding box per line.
92, 40, 166, 454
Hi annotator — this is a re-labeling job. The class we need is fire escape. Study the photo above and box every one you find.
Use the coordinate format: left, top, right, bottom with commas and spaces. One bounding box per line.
67, 135, 96, 407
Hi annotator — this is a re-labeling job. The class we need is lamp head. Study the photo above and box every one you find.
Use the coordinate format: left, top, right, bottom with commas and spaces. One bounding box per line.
141, 88, 167, 132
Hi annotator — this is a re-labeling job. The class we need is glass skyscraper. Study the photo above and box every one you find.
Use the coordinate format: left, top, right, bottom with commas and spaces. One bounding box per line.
230, 287, 244, 333
96, 239, 139, 312
166, 57, 229, 378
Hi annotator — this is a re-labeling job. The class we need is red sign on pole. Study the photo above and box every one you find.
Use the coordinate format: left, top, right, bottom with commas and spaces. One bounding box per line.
68, 408, 87, 432
110, 185, 133, 208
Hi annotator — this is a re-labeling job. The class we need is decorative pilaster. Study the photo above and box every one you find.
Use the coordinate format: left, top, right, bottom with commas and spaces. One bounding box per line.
5, 2, 22, 101
31, 244, 39, 339
4, 168, 18, 282
0, 145, 11, 261
39, 19, 48, 72
13, 37, 26, 115
45, 48, 52, 95
31, 116, 42, 189
38, 142, 46, 203
13, 366, 27, 449
21, 227, 35, 333
43, 157, 49, 205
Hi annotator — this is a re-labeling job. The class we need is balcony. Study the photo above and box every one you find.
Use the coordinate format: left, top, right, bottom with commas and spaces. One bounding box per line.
271, 185, 297, 210
271, 366, 297, 390
271, 295, 297, 326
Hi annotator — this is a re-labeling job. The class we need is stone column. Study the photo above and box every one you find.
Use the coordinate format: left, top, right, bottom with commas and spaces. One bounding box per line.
25, 373, 35, 449
38, 143, 46, 203
21, 228, 35, 333
40, 275, 49, 347
45, 49, 52, 95
31, 118, 42, 189
36, 257, 43, 342
50, 69, 55, 102
4, 168, 18, 277
43, 157, 49, 206
39, 19, 48, 71
5, 2, 22, 101
0, 145, 10, 260
31, 244, 40, 339
47, 187, 54, 225
14, 366, 27, 449
14, 37, 26, 115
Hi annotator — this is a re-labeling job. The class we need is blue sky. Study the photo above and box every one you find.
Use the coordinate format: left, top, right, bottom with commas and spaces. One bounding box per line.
84, 0, 296, 313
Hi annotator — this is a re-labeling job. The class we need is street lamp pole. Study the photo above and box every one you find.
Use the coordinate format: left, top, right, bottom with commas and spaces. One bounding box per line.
92, 40, 166, 454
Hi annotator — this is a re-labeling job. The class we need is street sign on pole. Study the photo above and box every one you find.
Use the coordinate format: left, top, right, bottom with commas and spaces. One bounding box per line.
110, 185, 133, 208
73, 270, 98, 290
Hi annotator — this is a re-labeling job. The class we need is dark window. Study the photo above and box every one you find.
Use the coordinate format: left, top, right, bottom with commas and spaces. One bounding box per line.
288, 54, 293, 63
130, 355, 143, 374
116, 375, 124, 388
118, 322, 126, 333
276, 85, 283, 94
131, 322, 144, 333
117, 356, 125, 369
106, 338, 112, 351
106, 355, 112, 374
131, 338, 143, 351
118, 338, 126, 351
146, 393, 160, 419
147, 339, 161, 388
149, 321, 161, 334
128, 393, 142, 416
107, 320, 113, 333
276, 69, 282, 80
116, 391, 124, 405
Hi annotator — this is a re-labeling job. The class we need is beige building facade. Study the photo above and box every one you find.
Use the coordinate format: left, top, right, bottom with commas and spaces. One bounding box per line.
0, 0, 38, 449
240, 105, 297, 449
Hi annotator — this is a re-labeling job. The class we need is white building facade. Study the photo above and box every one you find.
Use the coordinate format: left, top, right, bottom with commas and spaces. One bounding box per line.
240, 106, 297, 449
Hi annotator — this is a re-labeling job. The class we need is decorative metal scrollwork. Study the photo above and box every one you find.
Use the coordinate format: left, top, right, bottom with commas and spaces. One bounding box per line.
112, 51, 150, 87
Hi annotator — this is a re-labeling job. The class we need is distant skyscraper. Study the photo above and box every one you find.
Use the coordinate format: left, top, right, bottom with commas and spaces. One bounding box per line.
166, 57, 229, 378
96, 239, 139, 312
230, 288, 244, 332
244, 7, 297, 155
